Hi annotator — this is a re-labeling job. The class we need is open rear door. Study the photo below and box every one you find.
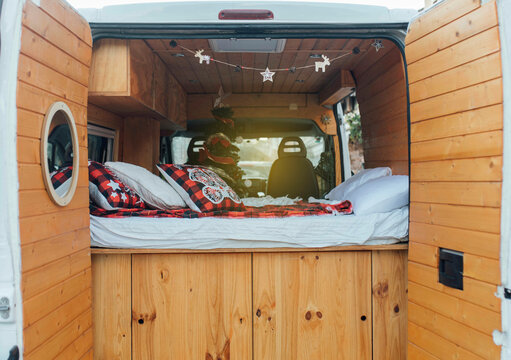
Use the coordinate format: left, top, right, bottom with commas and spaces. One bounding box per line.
16, 0, 93, 358
405, 0, 503, 358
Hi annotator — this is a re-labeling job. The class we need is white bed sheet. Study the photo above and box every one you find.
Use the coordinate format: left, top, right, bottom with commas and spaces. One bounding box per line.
90, 206, 409, 249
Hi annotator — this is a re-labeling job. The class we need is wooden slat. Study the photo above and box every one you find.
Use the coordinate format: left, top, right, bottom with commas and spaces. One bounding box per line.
410, 181, 501, 207
411, 156, 502, 182
408, 26, 500, 84
408, 322, 483, 360
17, 81, 87, 125
38, 0, 92, 47
22, 1, 91, 65
132, 253, 252, 360
410, 202, 500, 234
253, 252, 372, 360
355, 61, 404, 103
18, 54, 88, 107
22, 248, 90, 300
19, 187, 90, 219
19, 27, 89, 86
21, 227, 90, 272
24, 289, 91, 354
407, 342, 439, 360
364, 161, 409, 176
54, 328, 93, 360
372, 251, 407, 360
408, 281, 500, 335
409, 222, 499, 260
409, 302, 499, 359
406, 0, 480, 45
25, 309, 92, 360
92, 254, 131, 360
18, 164, 88, 191
406, 1, 497, 64
409, 262, 500, 314
410, 52, 501, 103
363, 129, 408, 150
410, 104, 503, 142
91, 244, 409, 255
411, 130, 502, 162
411, 78, 502, 123
19, 207, 90, 245
23, 269, 91, 328
364, 143, 408, 161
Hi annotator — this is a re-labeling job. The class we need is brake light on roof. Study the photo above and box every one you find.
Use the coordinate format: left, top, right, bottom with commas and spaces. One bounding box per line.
218, 9, 274, 20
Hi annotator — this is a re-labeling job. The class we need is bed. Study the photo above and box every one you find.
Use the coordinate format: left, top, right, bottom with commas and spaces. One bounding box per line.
90, 205, 408, 249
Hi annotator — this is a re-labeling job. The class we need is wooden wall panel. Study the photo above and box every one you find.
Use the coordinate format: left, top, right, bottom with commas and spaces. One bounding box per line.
372, 250, 408, 360
252, 252, 372, 360
131, 253, 252, 360
17, 1, 93, 358
354, 42, 409, 175
122, 117, 160, 173
91, 254, 131, 360
406, 0, 502, 358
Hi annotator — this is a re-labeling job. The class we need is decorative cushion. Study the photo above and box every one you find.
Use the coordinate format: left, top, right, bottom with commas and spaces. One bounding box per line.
157, 164, 245, 213
105, 161, 186, 209
325, 167, 392, 201
88, 160, 146, 210
346, 175, 409, 215
50, 165, 73, 197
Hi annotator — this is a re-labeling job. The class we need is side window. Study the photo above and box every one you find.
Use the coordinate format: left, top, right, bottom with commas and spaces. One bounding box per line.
338, 96, 364, 177
87, 124, 115, 163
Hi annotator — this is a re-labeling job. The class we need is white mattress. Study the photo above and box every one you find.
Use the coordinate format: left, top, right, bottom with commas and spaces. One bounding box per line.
90, 206, 409, 249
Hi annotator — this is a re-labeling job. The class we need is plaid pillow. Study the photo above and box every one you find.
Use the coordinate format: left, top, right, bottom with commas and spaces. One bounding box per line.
157, 164, 245, 213
50, 166, 73, 197
88, 160, 146, 210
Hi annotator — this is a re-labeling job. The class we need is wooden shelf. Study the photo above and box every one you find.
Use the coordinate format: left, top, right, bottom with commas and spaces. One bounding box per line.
91, 242, 408, 254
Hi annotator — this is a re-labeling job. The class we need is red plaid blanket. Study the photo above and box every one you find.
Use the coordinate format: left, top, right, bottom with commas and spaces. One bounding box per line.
90, 201, 352, 219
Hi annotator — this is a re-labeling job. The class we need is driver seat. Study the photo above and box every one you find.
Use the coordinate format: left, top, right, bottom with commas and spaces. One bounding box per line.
266, 137, 319, 199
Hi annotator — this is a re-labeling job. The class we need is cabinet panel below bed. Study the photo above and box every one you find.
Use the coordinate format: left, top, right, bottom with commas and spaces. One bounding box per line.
91, 248, 407, 359
132, 253, 253, 360
253, 251, 372, 360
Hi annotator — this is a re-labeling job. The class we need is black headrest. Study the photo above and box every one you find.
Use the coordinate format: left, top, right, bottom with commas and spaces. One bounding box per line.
278, 137, 307, 158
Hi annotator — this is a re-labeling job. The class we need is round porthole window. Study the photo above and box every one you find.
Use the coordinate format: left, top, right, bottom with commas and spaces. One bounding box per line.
40, 102, 80, 206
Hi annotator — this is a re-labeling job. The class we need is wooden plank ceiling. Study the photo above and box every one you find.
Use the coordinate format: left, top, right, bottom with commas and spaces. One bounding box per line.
145, 38, 377, 94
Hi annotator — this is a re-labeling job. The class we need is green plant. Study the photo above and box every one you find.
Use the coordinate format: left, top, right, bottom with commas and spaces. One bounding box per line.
345, 111, 362, 144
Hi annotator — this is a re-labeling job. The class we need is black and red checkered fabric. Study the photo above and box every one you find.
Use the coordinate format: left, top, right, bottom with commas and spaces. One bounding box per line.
51, 166, 72, 190
90, 200, 352, 219
89, 161, 146, 209
157, 164, 246, 213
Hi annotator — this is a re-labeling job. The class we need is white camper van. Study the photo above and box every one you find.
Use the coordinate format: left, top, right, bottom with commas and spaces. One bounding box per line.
1, 0, 510, 358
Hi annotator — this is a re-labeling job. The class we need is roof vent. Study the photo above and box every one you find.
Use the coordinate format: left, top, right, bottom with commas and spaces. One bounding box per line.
208, 38, 286, 53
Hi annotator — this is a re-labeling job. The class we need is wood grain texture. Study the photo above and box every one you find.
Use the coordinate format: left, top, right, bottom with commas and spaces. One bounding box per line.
17, 1, 92, 357
253, 252, 372, 360
122, 117, 160, 173
92, 254, 131, 360
406, 0, 503, 357
354, 43, 408, 175
372, 251, 408, 360
132, 253, 252, 360
91, 243, 409, 254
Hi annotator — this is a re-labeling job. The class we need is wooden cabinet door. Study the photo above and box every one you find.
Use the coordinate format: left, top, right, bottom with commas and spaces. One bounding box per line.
132, 253, 252, 360
253, 251, 372, 360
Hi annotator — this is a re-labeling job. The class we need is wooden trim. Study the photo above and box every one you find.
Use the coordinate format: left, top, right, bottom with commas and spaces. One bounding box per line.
91, 243, 408, 255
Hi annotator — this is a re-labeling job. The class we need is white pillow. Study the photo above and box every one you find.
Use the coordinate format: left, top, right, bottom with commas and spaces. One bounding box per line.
105, 161, 186, 209
346, 175, 409, 215
325, 167, 392, 201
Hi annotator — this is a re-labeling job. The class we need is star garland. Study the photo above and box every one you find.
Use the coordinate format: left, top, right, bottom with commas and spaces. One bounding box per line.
170, 42, 375, 83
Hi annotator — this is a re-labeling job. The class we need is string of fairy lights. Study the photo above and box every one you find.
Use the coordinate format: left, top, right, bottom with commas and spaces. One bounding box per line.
166, 39, 384, 83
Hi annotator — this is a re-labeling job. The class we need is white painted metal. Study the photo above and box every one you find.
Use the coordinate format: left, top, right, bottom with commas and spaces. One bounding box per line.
77, 1, 417, 24
0, 0, 24, 357
495, 1, 511, 358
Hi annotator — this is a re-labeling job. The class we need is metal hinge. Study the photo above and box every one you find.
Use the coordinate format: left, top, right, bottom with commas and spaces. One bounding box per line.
504, 288, 511, 299
0, 297, 10, 319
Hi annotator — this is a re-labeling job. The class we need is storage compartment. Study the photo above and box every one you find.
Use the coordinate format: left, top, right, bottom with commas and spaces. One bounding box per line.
92, 248, 407, 359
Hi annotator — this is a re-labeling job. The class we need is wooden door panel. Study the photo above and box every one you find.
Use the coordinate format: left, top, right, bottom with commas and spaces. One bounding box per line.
253, 251, 372, 360
132, 253, 252, 359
